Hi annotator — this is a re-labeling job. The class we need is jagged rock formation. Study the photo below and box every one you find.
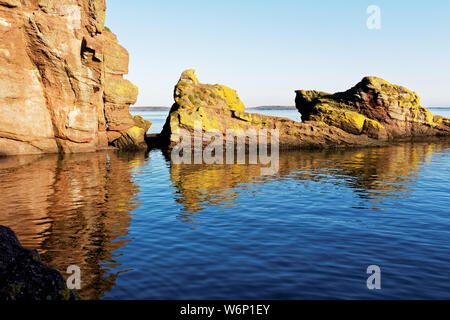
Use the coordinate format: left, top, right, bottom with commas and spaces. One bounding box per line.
159, 70, 385, 150
0, 0, 150, 156
296, 77, 450, 140
0, 225, 76, 300
159, 71, 449, 151
112, 115, 152, 150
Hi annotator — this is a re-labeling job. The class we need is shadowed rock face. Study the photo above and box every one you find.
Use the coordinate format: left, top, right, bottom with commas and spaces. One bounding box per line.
0, 226, 76, 301
160, 70, 384, 150
0, 0, 150, 156
296, 77, 450, 140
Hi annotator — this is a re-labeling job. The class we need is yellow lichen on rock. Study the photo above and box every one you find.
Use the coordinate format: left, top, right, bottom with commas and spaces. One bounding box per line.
173, 70, 246, 113
104, 77, 138, 105
214, 85, 246, 112
434, 115, 450, 126
133, 115, 152, 133
160, 70, 389, 150
127, 126, 145, 140
311, 104, 382, 135
180, 69, 200, 86
111, 126, 146, 150
110, 114, 152, 150
296, 76, 450, 140
365, 76, 393, 88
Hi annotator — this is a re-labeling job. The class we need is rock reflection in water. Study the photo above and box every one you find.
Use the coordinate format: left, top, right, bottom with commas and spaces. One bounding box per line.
0, 151, 146, 299
0, 141, 448, 299
170, 142, 449, 220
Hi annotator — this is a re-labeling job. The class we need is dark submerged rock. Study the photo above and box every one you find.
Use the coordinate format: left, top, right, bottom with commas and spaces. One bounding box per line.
0, 226, 76, 301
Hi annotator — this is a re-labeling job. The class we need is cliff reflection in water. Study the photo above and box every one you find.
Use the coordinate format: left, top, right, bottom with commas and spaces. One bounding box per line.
170, 142, 449, 219
0, 151, 146, 300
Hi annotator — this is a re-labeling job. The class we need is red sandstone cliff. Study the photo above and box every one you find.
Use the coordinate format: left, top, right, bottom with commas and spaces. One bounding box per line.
0, 0, 150, 156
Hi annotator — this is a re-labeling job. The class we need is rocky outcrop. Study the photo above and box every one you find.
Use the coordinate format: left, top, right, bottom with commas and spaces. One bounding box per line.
296, 77, 450, 140
0, 225, 76, 300
159, 70, 383, 150
111, 115, 152, 150
102, 31, 151, 150
159, 71, 449, 152
0, 0, 149, 156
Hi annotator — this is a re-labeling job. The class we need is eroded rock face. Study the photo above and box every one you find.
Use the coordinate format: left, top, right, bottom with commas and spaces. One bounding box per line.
0, 225, 76, 300
0, 0, 148, 156
296, 77, 450, 140
112, 115, 152, 150
160, 70, 384, 150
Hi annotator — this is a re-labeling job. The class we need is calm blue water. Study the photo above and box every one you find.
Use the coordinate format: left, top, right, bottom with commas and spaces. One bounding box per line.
0, 109, 449, 300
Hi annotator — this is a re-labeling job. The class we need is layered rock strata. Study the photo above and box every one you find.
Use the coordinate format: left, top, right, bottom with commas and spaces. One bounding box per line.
160, 70, 383, 150
0, 0, 150, 156
296, 76, 450, 141
159, 71, 449, 151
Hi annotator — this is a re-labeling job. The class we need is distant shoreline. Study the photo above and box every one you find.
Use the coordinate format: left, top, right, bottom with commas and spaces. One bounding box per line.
130, 107, 170, 111
131, 106, 450, 112
247, 106, 297, 111
131, 106, 298, 111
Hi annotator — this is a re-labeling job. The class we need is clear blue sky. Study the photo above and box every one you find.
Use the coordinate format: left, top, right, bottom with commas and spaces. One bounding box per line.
105, 0, 450, 107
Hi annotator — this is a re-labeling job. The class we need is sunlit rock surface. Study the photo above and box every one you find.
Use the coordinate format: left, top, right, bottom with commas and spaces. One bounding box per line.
296, 76, 450, 140
159, 70, 383, 150
0, 0, 148, 156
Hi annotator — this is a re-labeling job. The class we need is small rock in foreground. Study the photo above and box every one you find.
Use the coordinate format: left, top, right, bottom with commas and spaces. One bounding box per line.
0, 226, 77, 301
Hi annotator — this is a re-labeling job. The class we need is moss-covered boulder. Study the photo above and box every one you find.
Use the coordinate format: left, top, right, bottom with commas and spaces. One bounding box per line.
0, 226, 77, 301
296, 77, 450, 140
132, 115, 152, 133
111, 116, 152, 150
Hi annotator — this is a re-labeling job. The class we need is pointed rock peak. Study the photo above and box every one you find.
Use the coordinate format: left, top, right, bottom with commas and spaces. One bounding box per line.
179, 69, 199, 86
359, 76, 418, 99
361, 76, 392, 87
